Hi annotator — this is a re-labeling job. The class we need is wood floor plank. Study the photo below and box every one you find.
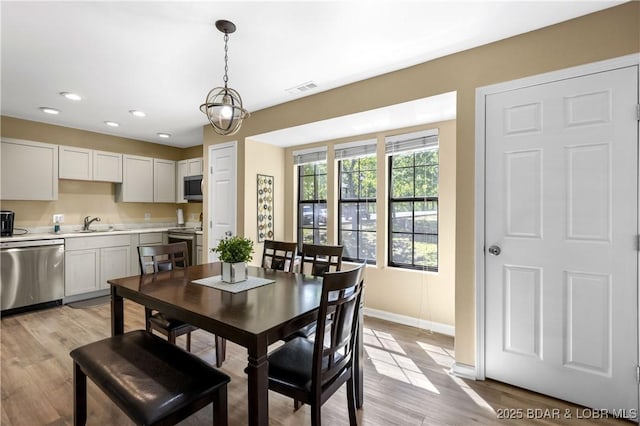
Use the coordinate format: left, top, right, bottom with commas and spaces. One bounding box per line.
0, 302, 633, 425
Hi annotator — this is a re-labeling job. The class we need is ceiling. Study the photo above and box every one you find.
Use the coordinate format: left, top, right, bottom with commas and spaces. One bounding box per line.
1, 1, 625, 148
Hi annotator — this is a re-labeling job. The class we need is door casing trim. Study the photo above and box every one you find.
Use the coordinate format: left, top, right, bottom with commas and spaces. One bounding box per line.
474, 53, 640, 380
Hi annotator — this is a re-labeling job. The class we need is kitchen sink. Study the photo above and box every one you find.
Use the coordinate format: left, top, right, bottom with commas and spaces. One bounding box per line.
72, 228, 127, 233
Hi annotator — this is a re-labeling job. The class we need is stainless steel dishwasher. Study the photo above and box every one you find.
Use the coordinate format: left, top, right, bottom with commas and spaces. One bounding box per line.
1, 238, 64, 313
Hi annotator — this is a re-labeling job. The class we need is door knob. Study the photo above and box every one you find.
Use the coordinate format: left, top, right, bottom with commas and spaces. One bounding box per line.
488, 245, 501, 256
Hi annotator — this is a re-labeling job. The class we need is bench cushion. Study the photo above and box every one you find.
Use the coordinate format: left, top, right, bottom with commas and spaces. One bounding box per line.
70, 330, 229, 425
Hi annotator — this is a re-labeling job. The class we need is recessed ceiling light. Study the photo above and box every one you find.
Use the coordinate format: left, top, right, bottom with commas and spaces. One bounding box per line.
40, 107, 60, 115
60, 92, 82, 101
129, 110, 146, 117
157, 133, 171, 138
104, 121, 119, 127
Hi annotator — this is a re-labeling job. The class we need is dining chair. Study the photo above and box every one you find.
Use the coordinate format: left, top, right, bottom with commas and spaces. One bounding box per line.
300, 243, 343, 276
261, 240, 298, 272
138, 242, 227, 367
267, 263, 365, 426
284, 243, 344, 341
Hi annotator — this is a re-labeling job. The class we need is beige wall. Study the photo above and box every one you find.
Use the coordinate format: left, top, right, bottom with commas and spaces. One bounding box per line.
243, 138, 287, 264
1, 116, 204, 228
202, 3, 640, 367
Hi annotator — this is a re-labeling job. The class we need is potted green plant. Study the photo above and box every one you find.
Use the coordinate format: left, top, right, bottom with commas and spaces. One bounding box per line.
211, 235, 254, 283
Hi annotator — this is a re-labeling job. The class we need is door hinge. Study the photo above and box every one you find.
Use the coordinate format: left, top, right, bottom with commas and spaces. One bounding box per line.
637, 235, 640, 251
636, 104, 640, 121
636, 365, 640, 383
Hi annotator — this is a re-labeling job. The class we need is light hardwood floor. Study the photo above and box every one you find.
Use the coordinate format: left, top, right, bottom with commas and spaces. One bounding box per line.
0, 300, 632, 425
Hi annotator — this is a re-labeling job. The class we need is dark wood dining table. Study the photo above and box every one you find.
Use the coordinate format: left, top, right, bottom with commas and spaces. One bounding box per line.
108, 262, 363, 426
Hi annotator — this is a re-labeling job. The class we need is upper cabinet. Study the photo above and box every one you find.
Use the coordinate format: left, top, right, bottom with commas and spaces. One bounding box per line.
116, 155, 176, 203
93, 150, 123, 182
59, 146, 123, 182
187, 157, 203, 176
176, 157, 203, 203
59, 145, 92, 180
1, 138, 58, 200
116, 155, 154, 202
153, 158, 176, 203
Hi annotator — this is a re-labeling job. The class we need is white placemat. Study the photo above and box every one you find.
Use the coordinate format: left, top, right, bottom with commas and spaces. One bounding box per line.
191, 275, 275, 293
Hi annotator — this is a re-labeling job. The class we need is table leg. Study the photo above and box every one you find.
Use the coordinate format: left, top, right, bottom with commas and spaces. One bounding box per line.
111, 286, 124, 336
246, 346, 269, 426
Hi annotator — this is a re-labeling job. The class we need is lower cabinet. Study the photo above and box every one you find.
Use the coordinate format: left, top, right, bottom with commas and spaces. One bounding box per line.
196, 234, 203, 264
65, 235, 131, 297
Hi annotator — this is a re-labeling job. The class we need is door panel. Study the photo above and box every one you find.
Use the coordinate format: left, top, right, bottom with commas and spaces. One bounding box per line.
208, 144, 237, 262
485, 65, 638, 415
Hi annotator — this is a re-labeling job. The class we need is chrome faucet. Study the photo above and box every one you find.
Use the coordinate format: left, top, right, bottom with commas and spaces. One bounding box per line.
83, 216, 101, 231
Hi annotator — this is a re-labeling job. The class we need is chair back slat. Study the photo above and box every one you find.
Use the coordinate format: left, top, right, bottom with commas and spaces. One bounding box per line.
301, 243, 343, 276
312, 263, 365, 390
138, 242, 189, 276
261, 240, 297, 272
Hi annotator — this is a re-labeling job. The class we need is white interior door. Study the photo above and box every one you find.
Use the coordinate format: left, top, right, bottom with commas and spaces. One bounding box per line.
208, 142, 237, 262
485, 66, 638, 416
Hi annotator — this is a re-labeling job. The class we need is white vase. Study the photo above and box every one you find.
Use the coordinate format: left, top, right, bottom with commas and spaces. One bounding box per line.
222, 262, 247, 283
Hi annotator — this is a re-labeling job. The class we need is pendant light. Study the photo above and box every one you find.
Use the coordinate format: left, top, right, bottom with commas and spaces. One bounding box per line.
200, 19, 249, 136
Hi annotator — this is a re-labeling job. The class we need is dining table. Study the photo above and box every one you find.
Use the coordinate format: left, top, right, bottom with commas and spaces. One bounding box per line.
108, 262, 364, 426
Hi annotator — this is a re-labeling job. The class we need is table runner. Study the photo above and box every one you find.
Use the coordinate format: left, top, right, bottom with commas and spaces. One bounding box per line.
191, 275, 275, 293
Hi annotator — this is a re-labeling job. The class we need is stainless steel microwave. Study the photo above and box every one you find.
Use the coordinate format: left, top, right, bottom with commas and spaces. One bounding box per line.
184, 175, 203, 202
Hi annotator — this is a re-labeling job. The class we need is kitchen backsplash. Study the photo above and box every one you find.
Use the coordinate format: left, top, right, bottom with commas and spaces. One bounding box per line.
1, 180, 203, 229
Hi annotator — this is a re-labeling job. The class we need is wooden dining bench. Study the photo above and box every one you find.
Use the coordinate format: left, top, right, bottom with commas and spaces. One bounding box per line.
70, 330, 230, 425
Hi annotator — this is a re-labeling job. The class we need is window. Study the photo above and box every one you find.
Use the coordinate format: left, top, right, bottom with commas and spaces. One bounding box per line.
296, 148, 328, 251
337, 141, 377, 263
387, 131, 439, 271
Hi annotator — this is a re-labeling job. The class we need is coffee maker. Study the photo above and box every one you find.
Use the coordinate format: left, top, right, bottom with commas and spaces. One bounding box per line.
1, 211, 15, 237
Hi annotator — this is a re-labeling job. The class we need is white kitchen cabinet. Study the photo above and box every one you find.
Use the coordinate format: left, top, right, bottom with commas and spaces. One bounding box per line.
65, 235, 131, 297
176, 160, 188, 203
59, 145, 92, 180
1, 138, 58, 200
116, 155, 154, 202
93, 150, 122, 182
64, 249, 100, 296
59, 146, 122, 182
99, 246, 131, 289
196, 234, 203, 264
187, 157, 203, 176
154, 158, 176, 203
176, 157, 203, 203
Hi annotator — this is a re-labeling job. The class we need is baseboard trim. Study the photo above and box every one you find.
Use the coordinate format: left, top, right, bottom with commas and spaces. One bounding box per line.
449, 362, 477, 380
363, 307, 455, 337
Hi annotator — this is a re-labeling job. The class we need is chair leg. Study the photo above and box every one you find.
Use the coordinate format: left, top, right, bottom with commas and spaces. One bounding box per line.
186, 332, 191, 352
144, 308, 152, 332
215, 336, 226, 368
346, 376, 358, 426
212, 384, 228, 426
168, 330, 177, 345
294, 399, 303, 411
73, 362, 87, 426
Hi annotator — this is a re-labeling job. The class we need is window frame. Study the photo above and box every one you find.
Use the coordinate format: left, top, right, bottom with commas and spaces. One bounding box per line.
297, 161, 328, 252
387, 148, 439, 272
337, 154, 377, 264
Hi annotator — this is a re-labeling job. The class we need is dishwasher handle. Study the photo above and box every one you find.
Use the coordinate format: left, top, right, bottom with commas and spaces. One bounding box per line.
1, 239, 64, 249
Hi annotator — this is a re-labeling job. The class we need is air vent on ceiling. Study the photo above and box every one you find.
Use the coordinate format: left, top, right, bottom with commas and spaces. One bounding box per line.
286, 81, 318, 95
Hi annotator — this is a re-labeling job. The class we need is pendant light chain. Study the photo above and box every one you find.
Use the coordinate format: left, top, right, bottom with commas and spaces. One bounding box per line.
223, 33, 229, 87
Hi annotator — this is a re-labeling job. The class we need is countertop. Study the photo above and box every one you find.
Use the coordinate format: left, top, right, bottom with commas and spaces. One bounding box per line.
1, 221, 204, 243
1, 227, 174, 243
